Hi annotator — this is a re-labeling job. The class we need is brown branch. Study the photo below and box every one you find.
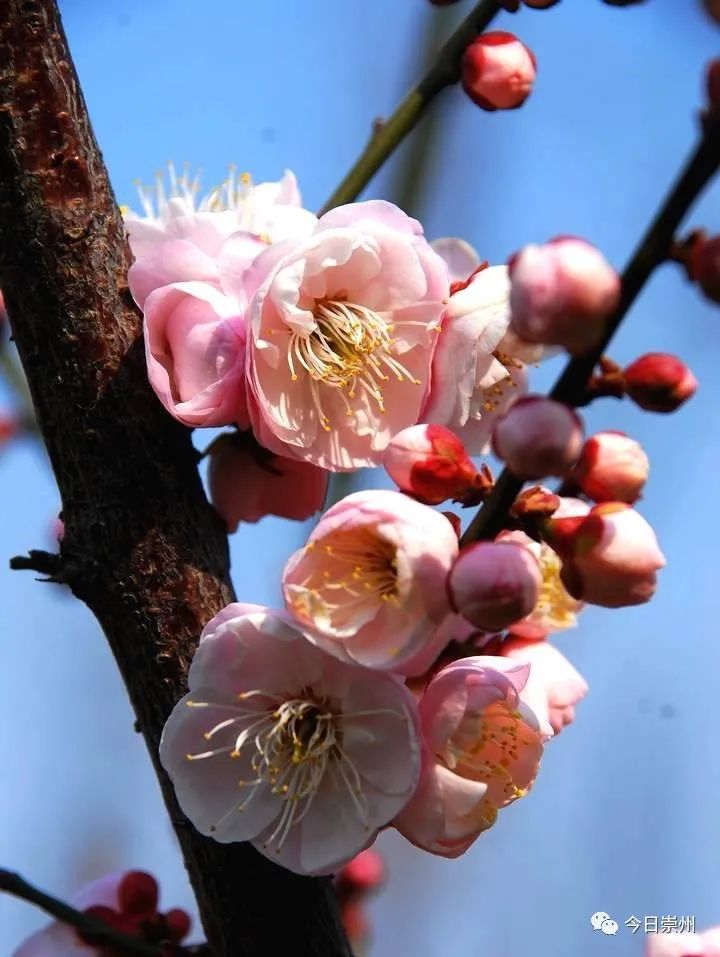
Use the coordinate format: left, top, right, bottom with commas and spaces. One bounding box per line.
0, 3, 349, 956
462, 111, 720, 545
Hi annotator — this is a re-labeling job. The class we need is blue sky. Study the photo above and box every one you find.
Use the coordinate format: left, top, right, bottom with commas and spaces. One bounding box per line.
1, 2, 720, 955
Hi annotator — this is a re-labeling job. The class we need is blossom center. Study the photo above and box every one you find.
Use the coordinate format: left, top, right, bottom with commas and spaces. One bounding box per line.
287, 299, 420, 431
185, 690, 370, 849
534, 545, 581, 630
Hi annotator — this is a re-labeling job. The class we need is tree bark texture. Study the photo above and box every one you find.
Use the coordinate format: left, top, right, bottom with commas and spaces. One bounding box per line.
0, 3, 351, 954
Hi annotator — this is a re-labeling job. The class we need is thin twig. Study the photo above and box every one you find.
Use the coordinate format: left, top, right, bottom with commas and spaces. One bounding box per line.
462, 112, 720, 545
0, 869, 160, 957
319, 0, 504, 213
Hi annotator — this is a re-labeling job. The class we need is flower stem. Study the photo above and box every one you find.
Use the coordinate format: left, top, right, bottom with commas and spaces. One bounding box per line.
462, 112, 720, 545
319, 0, 505, 213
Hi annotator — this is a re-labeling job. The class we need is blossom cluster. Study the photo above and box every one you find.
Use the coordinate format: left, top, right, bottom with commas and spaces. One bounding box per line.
117, 166, 685, 877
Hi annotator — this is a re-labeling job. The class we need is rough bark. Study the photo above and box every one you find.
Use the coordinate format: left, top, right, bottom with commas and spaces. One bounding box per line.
0, 2, 350, 954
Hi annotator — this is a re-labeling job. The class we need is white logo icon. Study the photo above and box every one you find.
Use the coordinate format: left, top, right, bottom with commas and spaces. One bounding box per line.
591, 912, 610, 931
601, 919, 619, 936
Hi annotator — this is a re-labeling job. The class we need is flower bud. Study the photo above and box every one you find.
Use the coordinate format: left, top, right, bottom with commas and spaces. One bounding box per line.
523, 0, 560, 7
544, 502, 665, 608
335, 850, 385, 898
384, 424, 484, 505
491, 396, 584, 479
689, 234, 720, 304
447, 541, 542, 632
508, 237, 620, 356
569, 431, 649, 504
623, 353, 697, 413
208, 432, 328, 530
0, 413, 18, 448
461, 32, 537, 112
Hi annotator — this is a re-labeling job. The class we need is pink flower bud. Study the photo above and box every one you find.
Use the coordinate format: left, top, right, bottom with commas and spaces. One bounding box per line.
384, 424, 481, 505
545, 502, 665, 608
447, 541, 542, 632
623, 353, 697, 413
569, 431, 649, 504
461, 32, 537, 112
208, 432, 328, 530
491, 395, 584, 479
508, 237, 620, 356
690, 234, 720, 304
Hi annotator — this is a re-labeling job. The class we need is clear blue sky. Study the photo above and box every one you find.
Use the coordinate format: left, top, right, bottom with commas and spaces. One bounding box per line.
1, 2, 720, 955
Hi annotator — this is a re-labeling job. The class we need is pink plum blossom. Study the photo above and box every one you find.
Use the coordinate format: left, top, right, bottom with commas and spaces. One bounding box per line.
569, 430, 649, 504
143, 281, 248, 428
242, 201, 450, 470
509, 237, 620, 356
447, 541, 542, 632
159, 604, 421, 876
124, 166, 315, 261
461, 32, 537, 112
383, 424, 484, 505
421, 254, 533, 454
502, 637, 588, 733
207, 432, 328, 529
394, 656, 551, 857
282, 489, 458, 675
491, 395, 584, 479
545, 502, 666, 608
12, 871, 190, 957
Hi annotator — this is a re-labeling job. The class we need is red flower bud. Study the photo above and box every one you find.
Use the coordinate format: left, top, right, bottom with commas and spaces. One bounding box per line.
690, 234, 720, 304
569, 431, 649, 504
461, 31, 537, 112
118, 870, 159, 918
383, 424, 481, 505
623, 353, 697, 413
164, 908, 192, 942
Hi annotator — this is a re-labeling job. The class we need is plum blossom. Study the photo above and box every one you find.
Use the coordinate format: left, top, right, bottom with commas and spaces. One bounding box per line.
623, 353, 698, 414
282, 489, 458, 675
421, 245, 536, 454
502, 637, 588, 733
143, 281, 248, 428
568, 430, 649, 504
12, 871, 190, 957
242, 201, 450, 470
124, 165, 315, 262
160, 604, 421, 875
208, 432, 328, 529
394, 657, 551, 857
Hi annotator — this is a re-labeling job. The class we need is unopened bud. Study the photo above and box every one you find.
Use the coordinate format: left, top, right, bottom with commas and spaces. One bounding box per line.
689, 234, 720, 304
118, 871, 159, 918
384, 424, 486, 505
545, 503, 665, 608
447, 541, 542, 632
623, 353, 697, 413
569, 431, 648, 504
523, 0, 560, 7
461, 32, 537, 112
508, 237, 620, 356
335, 850, 385, 898
492, 396, 584, 479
